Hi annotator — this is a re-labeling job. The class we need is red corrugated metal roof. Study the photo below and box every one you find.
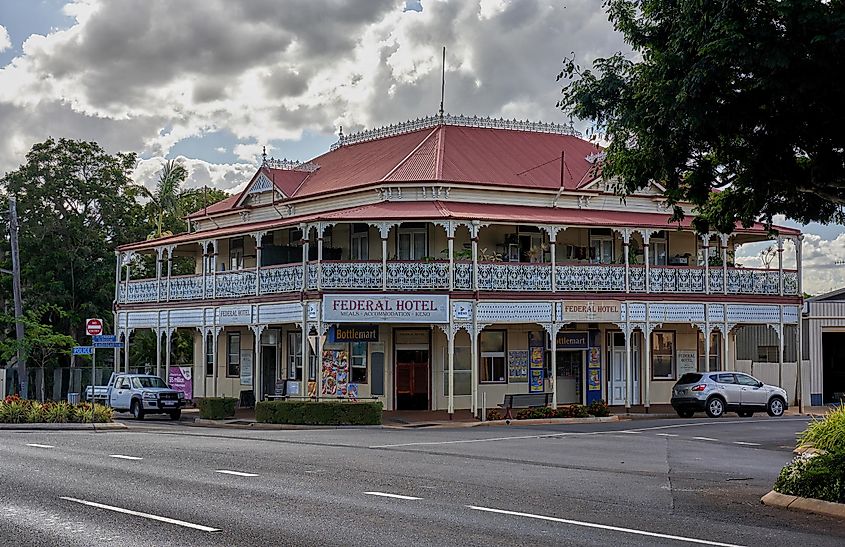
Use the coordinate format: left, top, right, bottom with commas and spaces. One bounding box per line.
126, 200, 797, 252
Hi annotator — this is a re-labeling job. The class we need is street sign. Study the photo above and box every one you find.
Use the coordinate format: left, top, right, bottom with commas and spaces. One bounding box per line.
92, 334, 117, 343
72, 346, 94, 355
85, 318, 104, 336
92, 341, 124, 349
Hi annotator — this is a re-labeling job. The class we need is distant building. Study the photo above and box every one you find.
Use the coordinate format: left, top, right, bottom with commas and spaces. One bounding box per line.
802, 288, 845, 405
112, 114, 803, 413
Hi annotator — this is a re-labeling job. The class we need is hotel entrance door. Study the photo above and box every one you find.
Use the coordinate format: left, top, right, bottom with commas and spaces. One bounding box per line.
396, 349, 429, 410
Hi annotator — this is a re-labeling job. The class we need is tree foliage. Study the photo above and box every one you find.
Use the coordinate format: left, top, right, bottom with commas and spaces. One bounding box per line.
558, 0, 845, 233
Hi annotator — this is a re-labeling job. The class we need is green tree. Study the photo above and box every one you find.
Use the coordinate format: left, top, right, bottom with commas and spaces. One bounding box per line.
558, 0, 845, 233
139, 159, 190, 239
0, 138, 148, 339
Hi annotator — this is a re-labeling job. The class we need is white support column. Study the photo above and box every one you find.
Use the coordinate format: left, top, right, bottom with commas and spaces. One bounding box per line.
471, 221, 480, 292
198, 328, 208, 397
123, 330, 131, 373
210, 240, 219, 299
551, 325, 558, 407
212, 326, 220, 398
720, 234, 729, 295
166, 246, 174, 302
777, 237, 784, 296
625, 316, 632, 411
778, 306, 785, 388
796, 309, 804, 413
644, 304, 651, 410
155, 328, 162, 378
703, 322, 711, 372
700, 233, 710, 294
316, 225, 324, 292
447, 318, 455, 416
471, 308, 479, 415
114, 252, 122, 304
254, 232, 265, 296
622, 229, 631, 293
796, 235, 804, 296
723, 324, 730, 371
199, 241, 207, 298
441, 221, 455, 292
165, 327, 173, 384
376, 222, 391, 292
642, 231, 651, 293
301, 225, 310, 292
155, 247, 163, 302
301, 304, 309, 399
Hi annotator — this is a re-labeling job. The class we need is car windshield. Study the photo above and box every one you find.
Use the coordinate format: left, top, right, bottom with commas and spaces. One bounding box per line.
677, 373, 703, 385
132, 377, 168, 389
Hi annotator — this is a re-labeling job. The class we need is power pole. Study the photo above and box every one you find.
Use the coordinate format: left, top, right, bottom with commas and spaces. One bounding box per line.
8, 197, 26, 398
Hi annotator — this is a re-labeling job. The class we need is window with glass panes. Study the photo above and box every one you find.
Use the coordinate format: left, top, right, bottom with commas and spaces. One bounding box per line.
443, 344, 472, 395
226, 332, 241, 377
651, 331, 675, 379
397, 223, 427, 260
351, 341, 368, 383
697, 331, 722, 371
287, 331, 317, 380
649, 231, 668, 265
229, 237, 244, 270
350, 224, 369, 260
589, 229, 614, 264
480, 330, 506, 383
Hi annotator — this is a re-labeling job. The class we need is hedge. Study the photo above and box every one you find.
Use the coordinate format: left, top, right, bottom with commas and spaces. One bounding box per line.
256, 400, 382, 425
0, 396, 113, 423
196, 397, 238, 420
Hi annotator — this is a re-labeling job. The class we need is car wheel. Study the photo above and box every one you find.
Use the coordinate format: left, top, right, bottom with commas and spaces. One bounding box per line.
705, 397, 725, 418
130, 400, 145, 420
767, 397, 785, 417
677, 409, 694, 418
169, 410, 181, 421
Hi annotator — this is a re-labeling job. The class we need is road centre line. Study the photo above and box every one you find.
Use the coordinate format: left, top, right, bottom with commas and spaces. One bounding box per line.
628, 418, 807, 433
364, 491, 422, 500
655, 433, 678, 437
733, 441, 761, 446
467, 506, 745, 547
691, 437, 719, 442
369, 432, 574, 448
109, 454, 143, 460
26, 443, 54, 449
60, 497, 220, 532
215, 470, 259, 477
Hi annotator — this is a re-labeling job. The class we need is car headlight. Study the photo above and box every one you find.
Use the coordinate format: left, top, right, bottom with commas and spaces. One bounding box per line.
177, 392, 185, 399
142, 392, 157, 399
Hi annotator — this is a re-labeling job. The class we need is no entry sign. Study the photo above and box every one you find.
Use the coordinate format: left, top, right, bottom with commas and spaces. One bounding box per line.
85, 318, 104, 336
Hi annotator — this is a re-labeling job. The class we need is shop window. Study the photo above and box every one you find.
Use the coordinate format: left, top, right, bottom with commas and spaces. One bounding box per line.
397, 223, 427, 260
651, 331, 675, 379
444, 345, 472, 396
229, 237, 244, 271
205, 334, 214, 376
351, 341, 368, 383
480, 330, 506, 383
757, 345, 779, 362
227, 332, 241, 377
350, 224, 369, 260
697, 332, 722, 371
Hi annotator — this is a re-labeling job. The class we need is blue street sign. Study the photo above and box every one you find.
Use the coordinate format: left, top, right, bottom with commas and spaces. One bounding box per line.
72, 346, 94, 355
92, 341, 124, 349
92, 334, 117, 343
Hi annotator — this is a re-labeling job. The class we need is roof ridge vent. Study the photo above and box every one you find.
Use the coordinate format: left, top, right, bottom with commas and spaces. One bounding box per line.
262, 156, 320, 172
330, 114, 580, 150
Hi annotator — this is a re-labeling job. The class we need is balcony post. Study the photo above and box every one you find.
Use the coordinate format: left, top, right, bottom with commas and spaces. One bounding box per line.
317, 225, 324, 292
155, 327, 162, 378
642, 231, 651, 293
777, 237, 784, 296
624, 322, 631, 411
114, 251, 122, 304
703, 317, 711, 372
542, 225, 563, 293
551, 324, 558, 407
447, 318, 454, 416
212, 325, 220, 398
165, 327, 173, 386
211, 240, 219, 299
124, 252, 133, 305
700, 233, 710, 294
643, 308, 651, 411
622, 229, 631, 293
300, 224, 309, 292
252, 231, 266, 296
471, 220, 480, 292
198, 241, 207, 299
720, 234, 729, 295
155, 247, 163, 302
166, 245, 174, 301
439, 221, 455, 291
471, 315, 479, 416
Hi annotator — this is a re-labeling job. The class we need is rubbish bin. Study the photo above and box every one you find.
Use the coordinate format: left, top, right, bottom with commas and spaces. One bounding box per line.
67, 393, 80, 405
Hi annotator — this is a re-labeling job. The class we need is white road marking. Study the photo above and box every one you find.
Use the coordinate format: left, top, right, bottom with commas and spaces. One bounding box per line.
59, 497, 220, 533
364, 491, 422, 500
691, 437, 719, 442
626, 418, 807, 433
26, 443, 54, 449
655, 433, 678, 437
370, 432, 573, 449
109, 454, 143, 460
733, 441, 761, 446
467, 506, 745, 547
215, 470, 258, 477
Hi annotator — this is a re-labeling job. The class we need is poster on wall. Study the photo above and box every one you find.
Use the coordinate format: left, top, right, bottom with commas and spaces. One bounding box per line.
239, 350, 253, 386
587, 369, 601, 392
677, 350, 697, 376
168, 367, 193, 400
507, 350, 529, 383
528, 332, 545, 393
586, 346, 602, 404
321, 350, 351, 397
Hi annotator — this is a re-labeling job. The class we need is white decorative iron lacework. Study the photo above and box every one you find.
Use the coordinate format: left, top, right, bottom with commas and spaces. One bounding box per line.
649, 267, 705, 293
262, 157, 319, 172
330, 114, 579, 150
260, 264, 303, 294
387, 261, 449, 290
258, 302, 304, 325
169, 276, 203, 301
453, 262, 473, 290
783, 271, 799, 295
320, 261, 382, 290
556, 265, 624, 291
215, 271, 256, 298
621, 302, 647, 322
629, 266, 646, 291
782, 305, 799, 324
307, 263, 319, 290
648, 303, 705, 324
708, 270, 724, 293
121, 279, 159, 304
476, 302, 553, 323
125, 311, 158, 329
478, 263, 552, 291
727, 269, 780, 295
727, 304, 780, 324
706, 304, 725, 323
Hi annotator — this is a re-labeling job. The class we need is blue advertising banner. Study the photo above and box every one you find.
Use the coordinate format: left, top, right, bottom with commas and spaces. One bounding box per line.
586, 346, 603, 404
552, 331, 589, 349
328, 324, 379, 343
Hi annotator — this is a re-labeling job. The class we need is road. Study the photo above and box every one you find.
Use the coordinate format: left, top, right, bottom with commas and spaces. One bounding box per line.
1, 415, 843, 546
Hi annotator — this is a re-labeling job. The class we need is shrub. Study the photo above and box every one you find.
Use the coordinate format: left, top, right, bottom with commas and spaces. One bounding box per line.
26, 402, 46, 423
556, 404, 588, 418
0, 398, 114, 424
515, 408, 534, 420
74, 403, 114, 423
0, 399, 29, 423
196, 397, 238, 420
486, 409, 502, 421
798, 405, 845, 453
588, 400, 611, 417
44, 401, 73, 423
256, 400, 382, 425
774, 450, 845, 503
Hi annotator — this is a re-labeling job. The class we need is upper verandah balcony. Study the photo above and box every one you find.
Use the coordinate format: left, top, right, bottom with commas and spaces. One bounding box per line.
115, 209, 801, 305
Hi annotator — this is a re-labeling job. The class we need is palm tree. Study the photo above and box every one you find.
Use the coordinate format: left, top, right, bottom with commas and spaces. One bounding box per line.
139, 159, 189, 239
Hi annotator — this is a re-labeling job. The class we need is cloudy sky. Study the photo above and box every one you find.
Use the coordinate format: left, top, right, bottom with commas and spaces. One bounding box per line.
0, 0, 842, 293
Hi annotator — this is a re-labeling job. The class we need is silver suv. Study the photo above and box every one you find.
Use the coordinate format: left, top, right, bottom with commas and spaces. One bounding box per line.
671, 372, 788, 418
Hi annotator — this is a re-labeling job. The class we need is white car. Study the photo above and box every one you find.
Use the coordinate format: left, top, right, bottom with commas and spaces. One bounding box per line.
87, 373, 185, 420
671, 372, 788, 418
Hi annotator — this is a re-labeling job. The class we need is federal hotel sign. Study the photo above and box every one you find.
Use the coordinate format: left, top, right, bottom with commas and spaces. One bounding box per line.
323, 295, 449, 324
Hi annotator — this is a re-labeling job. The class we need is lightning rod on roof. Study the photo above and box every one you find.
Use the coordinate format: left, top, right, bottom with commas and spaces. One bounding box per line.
438, 46, 446, 119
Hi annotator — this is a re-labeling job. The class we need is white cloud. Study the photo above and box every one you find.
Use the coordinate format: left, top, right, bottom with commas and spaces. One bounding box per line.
133, 156, 254, 194
0, 25, 10, 53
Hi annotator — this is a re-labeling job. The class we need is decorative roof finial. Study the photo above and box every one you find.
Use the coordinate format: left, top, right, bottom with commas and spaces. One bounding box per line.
438, 46, 446, 120
261, 145, 267, 166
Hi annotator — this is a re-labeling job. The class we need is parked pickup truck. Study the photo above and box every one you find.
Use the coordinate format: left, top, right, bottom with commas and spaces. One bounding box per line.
86, 373, 185, 420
